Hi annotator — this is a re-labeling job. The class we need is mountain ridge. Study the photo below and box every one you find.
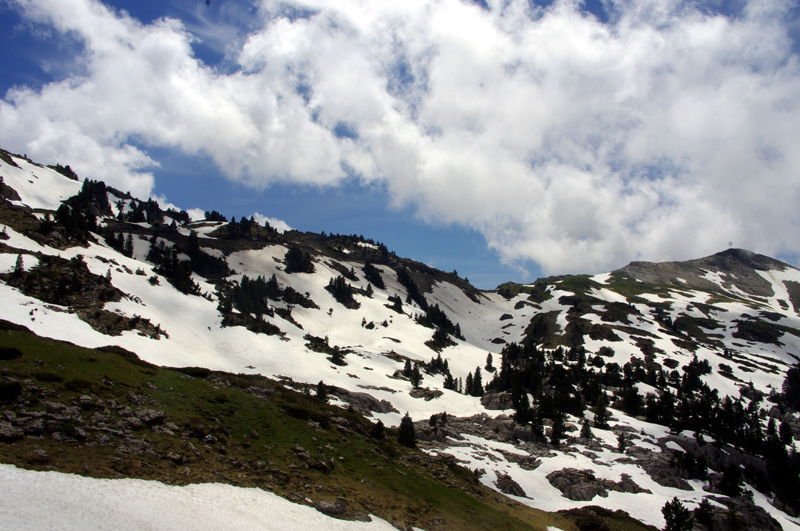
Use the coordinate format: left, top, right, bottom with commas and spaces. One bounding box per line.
1, 149, 799, 530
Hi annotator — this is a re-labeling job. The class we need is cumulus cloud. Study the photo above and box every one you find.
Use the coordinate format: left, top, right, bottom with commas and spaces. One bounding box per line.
2, 0, 800, 273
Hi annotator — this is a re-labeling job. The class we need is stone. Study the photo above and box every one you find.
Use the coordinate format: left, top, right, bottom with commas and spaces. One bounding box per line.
135, 409, 166, 425
480, 392, 514, 411
313, 499, 347, 516
495, 472, 528, 498
0, 422, 24, 441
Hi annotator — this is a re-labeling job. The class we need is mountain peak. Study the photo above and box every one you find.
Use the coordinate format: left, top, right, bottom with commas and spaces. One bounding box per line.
613, 247, 795, 299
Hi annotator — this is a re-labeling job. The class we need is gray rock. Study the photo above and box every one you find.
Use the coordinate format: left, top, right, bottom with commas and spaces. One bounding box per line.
21, 418, 46, 435
0, 422, 24, 441
546, 468, 650, 501
126, 391, 144, 405
43, 402, 68, 415
313, 499, 347, 516
135, 409, 166, 425
78, 395, 95, 408
481, 392, 514, 410
495, 472, 527, 497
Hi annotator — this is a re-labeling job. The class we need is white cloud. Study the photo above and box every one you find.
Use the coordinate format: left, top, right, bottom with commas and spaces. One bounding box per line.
3, 0, 800, 273
251, 212, 292, 233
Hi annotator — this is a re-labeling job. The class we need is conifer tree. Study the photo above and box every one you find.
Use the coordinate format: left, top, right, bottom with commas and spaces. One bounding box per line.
398, 413, 416, 448
550, 412, 565, 446
316, 380, 328, 401
410, 363, 422, 388
472, 366, 484, 397
594, 394, 609, 428
485, 353, 495, 372
662, 497, 693, 531
580, 419, 593, 439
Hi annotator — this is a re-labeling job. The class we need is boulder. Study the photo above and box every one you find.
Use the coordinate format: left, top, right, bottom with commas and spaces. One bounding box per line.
135, 409, 166, 425
481, 392, 514, 411
313, 499, 347, 516
0, 422, 24, 442
495, 472, 527, 498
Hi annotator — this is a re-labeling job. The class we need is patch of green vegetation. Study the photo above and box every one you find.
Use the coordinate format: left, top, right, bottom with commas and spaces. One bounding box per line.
496, 281, 553, 303
672, 315, 724, 347
604, 273, 673, 301
555, 275, 602, 295
522, 311, 562, 348
732, 319, 784, 345
559, 506, 659, 531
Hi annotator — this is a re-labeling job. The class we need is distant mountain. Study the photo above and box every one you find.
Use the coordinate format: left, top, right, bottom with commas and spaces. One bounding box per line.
1, 148, 799, 530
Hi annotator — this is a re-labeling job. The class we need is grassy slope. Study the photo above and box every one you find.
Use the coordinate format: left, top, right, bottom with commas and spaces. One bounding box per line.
0, 320, 605, 531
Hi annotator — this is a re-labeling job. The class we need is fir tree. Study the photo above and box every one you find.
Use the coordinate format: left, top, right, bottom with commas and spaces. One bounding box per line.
594, 394, 609, 429
485, 353, 495, 372
580, 419, 593, 439
662, 497, 693, 531
13, 254, 23, 276
472, 366, 484, 397
410, 363, 423, 388
316, 380, 328, 401
369, 419, 385, 439
550, 412, 565, 446
398, 413, 416, 448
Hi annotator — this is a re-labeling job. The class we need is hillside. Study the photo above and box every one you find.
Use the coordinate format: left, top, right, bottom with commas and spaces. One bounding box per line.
0, 148, 799, 530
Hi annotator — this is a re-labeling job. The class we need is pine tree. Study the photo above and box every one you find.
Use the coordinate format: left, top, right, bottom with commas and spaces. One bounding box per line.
580, 419, 593, 439
594, 394, 609, 428
13, 254, 23, 276
369, 420, 385, 439
550, 412, 565, 446
403, 359, 412, 378
316, 380, 328, 401
410, 363, 422, 388
779, 420, 793, 445
485, 353, 495, 372
719, 464, 743, 497
662, 497, 693, 531
515, 392, 531, 425
472, 366, 483, 397
398, 413, 416, 448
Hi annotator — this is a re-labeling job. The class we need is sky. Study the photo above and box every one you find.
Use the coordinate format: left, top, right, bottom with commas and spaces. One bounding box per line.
2, 0, 800, 289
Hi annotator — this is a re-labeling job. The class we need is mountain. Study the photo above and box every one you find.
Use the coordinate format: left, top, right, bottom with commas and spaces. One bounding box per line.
0, 148, 799, 531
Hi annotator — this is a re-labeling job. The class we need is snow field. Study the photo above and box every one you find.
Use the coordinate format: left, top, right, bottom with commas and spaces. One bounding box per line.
0, 465, 400, 531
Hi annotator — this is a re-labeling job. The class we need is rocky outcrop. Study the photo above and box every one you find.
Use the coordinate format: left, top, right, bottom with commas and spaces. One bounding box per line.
494, 472, 527, 498
331, 387, 398, 414
546, 469, 650, 501
480, 392, 514, 410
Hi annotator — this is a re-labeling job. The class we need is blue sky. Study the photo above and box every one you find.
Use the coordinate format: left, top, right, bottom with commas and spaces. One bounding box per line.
2, 0, 800, 288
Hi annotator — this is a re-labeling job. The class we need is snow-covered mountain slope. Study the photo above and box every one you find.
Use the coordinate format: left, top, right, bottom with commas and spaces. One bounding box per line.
1, 148, 799, 530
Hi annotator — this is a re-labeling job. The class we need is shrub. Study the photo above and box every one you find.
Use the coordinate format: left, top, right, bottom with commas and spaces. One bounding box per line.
0, 346, 22, 360
0, 381, 22, 403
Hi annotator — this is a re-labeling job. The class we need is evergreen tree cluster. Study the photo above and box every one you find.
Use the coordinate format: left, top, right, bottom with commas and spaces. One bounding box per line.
145, 236, 199, 295
204, 210, 227, 222
50, 204, 97, 244
326, 275, 360, 308
219, 216, 278, 241
402, 359, 423, 388
464, 367, 484, 397
284, 245, 315, 274
48, 163, 79, 181
321, 233, 390, 261
362, 261, 385, 289
482, 338, 800, 510
218, 273, 316, 316
66, 179, 112, 217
